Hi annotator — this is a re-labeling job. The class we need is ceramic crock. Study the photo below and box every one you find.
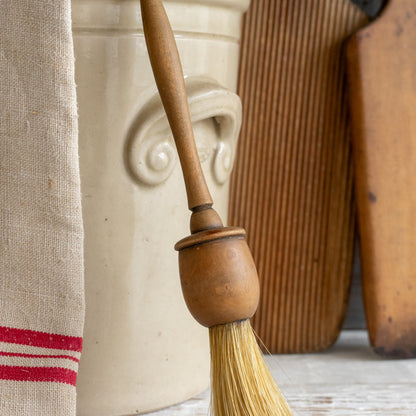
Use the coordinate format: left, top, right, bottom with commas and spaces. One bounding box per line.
73, 0, 249, 414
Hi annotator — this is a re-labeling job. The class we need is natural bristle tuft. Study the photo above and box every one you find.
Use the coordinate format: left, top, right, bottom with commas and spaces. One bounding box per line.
209, 319, 293, 416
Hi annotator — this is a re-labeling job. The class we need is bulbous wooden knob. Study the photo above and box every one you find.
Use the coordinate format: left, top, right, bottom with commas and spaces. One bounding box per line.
175, 227, 260, 328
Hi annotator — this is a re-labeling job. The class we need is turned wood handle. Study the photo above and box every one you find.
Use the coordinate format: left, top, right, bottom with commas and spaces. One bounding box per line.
141, 0, 213, 211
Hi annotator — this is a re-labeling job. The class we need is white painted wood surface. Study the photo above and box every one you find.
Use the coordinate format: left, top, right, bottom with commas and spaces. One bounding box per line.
147, 330, 416, 415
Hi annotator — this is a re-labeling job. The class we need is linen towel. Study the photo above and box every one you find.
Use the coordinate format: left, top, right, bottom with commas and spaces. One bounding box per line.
0, 1, 84, 414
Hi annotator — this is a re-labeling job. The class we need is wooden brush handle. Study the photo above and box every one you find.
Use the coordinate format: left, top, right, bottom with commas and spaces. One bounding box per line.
141, 1, 260, 328
141, 0, 213, 212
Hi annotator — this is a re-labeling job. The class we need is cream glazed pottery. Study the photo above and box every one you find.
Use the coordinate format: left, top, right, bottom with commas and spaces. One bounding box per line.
73, 0, 250, 414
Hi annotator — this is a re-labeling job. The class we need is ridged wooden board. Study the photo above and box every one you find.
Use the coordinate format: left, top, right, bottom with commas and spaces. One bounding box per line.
228, 0, 368, 353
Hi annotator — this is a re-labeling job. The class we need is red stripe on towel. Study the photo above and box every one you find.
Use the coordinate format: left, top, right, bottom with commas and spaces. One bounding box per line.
0, 351, 79, 363
0, 327, 82, 352
0, 365, 77, 386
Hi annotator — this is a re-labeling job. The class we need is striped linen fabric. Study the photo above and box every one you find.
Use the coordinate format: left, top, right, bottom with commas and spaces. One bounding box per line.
0, 327, 82, 387
0, 1, 85, 414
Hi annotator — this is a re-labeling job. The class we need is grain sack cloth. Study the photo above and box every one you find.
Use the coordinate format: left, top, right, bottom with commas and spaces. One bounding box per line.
0, 1, 84, 415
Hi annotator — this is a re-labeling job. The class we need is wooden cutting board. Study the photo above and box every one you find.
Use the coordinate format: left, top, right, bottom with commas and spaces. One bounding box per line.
347, 0, 416, 358
228, 0, 368, 353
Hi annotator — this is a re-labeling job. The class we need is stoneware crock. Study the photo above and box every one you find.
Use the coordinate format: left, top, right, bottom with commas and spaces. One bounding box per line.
73, 0, 249, 414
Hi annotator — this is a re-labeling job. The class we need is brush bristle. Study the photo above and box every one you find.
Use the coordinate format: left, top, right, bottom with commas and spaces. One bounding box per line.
209, 319, 293, 416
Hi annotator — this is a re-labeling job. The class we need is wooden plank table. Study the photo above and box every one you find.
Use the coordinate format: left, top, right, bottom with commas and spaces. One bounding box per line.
147, 330, 416, 415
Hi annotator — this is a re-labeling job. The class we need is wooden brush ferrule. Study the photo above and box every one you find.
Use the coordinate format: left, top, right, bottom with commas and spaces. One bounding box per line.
190, 206, 223, 234
175, 227, 260, 328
